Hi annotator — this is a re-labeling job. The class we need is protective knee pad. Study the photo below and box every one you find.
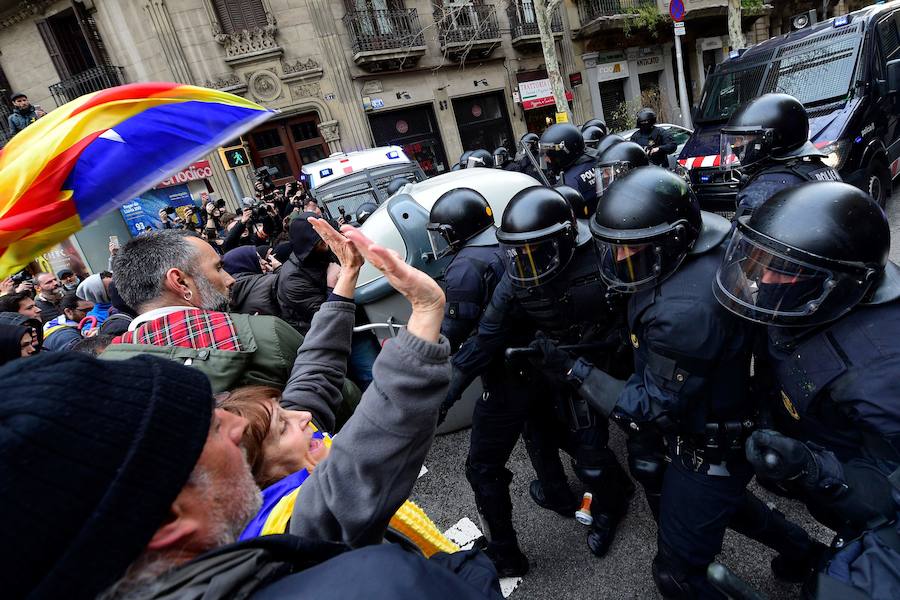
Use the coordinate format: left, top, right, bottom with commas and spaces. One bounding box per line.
465, 458, 513, 491
627, 452, 666, 490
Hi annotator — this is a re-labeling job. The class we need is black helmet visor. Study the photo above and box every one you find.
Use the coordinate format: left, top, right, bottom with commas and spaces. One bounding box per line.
426, 223, 454, 259
501, 238, 565, 287
719, 127, 770, 172
595, 242, 659, 292
714, 227, 867, 326
595, 161, 637, 197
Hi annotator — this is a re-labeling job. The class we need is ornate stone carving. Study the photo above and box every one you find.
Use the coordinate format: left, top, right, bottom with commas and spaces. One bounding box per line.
0, 0, 55, 29
204, 73, 242, 90
212, 10, 280, 62
317, 120, 340, 144
249, 69, 282, 102
291, 82, 321, 100
283, 57, 320, 75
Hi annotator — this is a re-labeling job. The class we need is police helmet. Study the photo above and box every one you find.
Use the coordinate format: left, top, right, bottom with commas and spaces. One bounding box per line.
590, 167, 700, 293
497, 186, 577, 287
427, 188, 496, 259
355, 202, 378, 225
556, 185, 593, 220
582, 126, 606, 151
466, 148, 495, 169
581, 119, 608, 135
493, 146, 511, 168
385, 177, 408, 196
720, 93, 823, 175
539, 124, 585, 172
636, 108, 657, 132
595, 134, 625, 157
520, 132, 539, 152
458, 150, 474, 168
595, 141, 650, 198
714, 182, 889, 327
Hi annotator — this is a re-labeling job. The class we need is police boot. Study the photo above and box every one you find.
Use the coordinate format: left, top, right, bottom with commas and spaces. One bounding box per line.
528, 479, 578, 517
586, 512, 622, 558
466, 461, 530, 578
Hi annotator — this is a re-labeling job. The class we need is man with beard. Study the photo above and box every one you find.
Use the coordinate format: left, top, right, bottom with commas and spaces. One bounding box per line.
1, 225, 502, 598
33, 271, 64, 323
101, 230, 314, 395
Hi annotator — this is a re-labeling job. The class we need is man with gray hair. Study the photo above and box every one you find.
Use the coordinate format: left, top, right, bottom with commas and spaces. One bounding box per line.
102, 230, 359, 419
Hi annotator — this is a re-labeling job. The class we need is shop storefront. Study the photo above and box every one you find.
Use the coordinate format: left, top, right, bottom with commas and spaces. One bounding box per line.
516, 73, 574, 134
368, 103, 449, 177
117, 161, 214, 236
247, 113, 330, 186
452, 91, 515, 154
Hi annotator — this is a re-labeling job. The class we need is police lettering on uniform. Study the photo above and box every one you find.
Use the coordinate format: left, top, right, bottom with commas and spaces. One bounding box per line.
530, 166, 820, 598
629, 108, 675, 168
714, 183, 900, 584
428, 188, 530, 577
721, 93, 840, 219
445, 186, 634, 560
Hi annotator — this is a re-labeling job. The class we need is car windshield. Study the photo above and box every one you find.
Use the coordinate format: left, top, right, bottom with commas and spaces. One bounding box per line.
699, 28, 862, 122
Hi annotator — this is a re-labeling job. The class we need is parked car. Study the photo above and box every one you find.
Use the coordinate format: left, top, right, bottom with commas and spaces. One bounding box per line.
680, 1, 900, 213
616, 123, 692, 170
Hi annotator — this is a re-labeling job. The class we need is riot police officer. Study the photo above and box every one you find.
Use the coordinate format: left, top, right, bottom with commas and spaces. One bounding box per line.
721, 93, 839, 219
446, 186, 634, 559
582, 125, 606, 153
493, 146, 512, 170
594, 141, 649, 200
428, 188, 529, 576
507, 132, 545, 181
582, 118, 608, 136
458, 150, 474, 169
530, 166, 820, 598
713, 182, 900, 549
465, 148, 495, 169
630, 108, 675, 168
540, 123, 599, 205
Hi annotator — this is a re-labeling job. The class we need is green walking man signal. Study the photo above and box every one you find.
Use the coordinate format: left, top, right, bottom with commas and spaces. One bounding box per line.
219, 144, 250, 170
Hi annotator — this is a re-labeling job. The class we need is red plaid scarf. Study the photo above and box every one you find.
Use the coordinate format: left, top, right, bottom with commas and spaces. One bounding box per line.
112, 309, 243, 351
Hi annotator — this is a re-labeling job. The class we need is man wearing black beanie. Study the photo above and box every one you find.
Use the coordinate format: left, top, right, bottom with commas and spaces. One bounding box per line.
1, 223, 502, 600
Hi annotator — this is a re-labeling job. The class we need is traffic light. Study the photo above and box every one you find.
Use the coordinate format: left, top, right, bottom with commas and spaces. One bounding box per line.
219, 144, 250, 170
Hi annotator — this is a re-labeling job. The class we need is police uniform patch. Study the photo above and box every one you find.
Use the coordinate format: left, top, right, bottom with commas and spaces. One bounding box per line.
630, 333, 640, 349
781, 391, 801, 421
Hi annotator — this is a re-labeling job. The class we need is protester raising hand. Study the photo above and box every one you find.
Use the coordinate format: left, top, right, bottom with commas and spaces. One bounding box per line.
341, 224, 445, 343
307, 217, 363, 299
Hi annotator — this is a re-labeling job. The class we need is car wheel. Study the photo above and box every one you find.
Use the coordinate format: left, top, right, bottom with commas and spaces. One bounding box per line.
865, 159, 891, 209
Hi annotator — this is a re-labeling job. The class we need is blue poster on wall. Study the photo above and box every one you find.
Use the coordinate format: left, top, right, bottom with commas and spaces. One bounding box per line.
119, 184, 199, 236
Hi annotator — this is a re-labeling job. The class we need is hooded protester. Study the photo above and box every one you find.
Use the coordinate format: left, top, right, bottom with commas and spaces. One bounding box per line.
99, 279, 135, 337
273, 241, 293, 265
57, 268, 80, 292
76, 272, 112, 325
276, 212, 335, 335
0, 311, 43, 351
223, 245, 282, 317
0, 323, 37, 366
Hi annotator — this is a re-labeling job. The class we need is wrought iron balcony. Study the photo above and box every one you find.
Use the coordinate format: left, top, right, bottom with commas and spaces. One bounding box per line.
434, 3, 502, 60
577, 0, 657, 25
507, 1, 564, 48
49, 65, 125, 106
343, 9, 427, 72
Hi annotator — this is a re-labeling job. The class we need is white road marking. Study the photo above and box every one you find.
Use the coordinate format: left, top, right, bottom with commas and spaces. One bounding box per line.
443, 517, 522, 598
418, 464, 428, 478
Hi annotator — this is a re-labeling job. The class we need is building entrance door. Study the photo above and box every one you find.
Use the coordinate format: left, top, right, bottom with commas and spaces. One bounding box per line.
247, 113, 330, 186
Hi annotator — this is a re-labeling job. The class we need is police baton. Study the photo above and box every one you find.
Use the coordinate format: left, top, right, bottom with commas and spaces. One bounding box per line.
504, 341, 619, 362
707, 563, 767, 600
522, 144, 552, 187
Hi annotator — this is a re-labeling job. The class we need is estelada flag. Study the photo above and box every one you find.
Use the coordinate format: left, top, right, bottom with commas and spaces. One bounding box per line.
0, 82, 274, 278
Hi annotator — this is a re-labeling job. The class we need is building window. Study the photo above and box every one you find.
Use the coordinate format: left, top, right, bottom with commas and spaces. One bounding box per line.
246, 113, 329, 186
212, 0, 268, 34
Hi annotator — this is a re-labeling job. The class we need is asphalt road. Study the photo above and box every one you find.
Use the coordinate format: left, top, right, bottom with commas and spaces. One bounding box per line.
408, 187, 900, 599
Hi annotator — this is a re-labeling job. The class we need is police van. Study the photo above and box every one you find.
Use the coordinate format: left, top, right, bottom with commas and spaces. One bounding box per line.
680, 1, 900, 213
300, 146, 426, 222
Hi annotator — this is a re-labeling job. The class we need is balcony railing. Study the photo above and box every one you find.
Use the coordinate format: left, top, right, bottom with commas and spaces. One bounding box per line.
578, 0, 657, 24
507, 1, 564, 41
343, 9, 425, 55
434, 3, 501, 48
49, 65, 125, 106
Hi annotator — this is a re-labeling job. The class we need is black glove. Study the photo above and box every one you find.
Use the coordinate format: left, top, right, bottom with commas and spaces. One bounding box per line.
438, 367, 468, 426
746, 429, 818, 486
527, 332, 575, 384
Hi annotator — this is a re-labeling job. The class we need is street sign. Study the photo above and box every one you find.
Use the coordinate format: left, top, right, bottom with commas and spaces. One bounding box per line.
555, 112, 569, 124
220, 145, 250, 170
674, 21, 686, 36
669, 0, 686, 22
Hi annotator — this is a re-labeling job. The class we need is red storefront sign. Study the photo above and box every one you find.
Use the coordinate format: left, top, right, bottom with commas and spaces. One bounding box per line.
157, 161, 213, 188
518, 79, 574, 110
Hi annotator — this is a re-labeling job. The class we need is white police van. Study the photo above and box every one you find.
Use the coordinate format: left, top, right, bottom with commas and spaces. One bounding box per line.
301, 146, 426, 222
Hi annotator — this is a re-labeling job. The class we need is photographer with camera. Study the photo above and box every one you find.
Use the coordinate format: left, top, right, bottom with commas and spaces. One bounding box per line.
158, 207, 185, 230
223, 197, 279, 253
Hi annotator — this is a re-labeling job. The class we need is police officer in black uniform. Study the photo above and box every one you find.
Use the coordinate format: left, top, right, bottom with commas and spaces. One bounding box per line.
464, 149, 494, 169
493, 147, 512, 170
582, 125, 606, 153
428, 188, 531, 576
721, 93, 840, 219
539, 123, 599, 206
507, 132, 544, 181
529, 166, 820, 598
714, 181, 900, 555
446, 186, 634, 559
630, 108, 676, 168
594, 141, 650, 200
